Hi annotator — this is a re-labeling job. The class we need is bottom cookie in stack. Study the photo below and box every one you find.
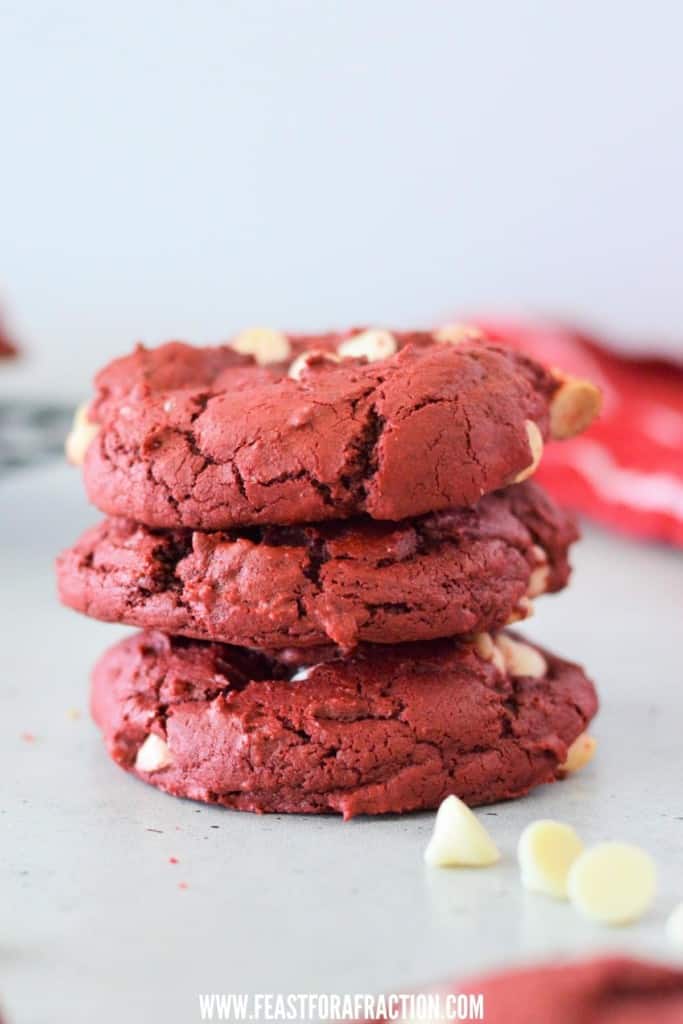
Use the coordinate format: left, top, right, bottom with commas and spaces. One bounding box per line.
91, 629, 597, 819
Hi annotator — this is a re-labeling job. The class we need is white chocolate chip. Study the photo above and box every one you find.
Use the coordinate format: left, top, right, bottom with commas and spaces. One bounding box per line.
290, 664, 318, 681
550, 371, 602, 440
505, 597, 534, 624
666, 902, 683, 947
527, 564, 549, 598
424, 795, 500, 868
231, 327, 291, 365
494, 634, 547, 679
518, 820, 584, 899
135, 734, 173, 773
473, 632, 506, 674
530, 543, 546, 563
560, 733, 597, 774
288, 349, 342, 381
568, 842, 656, 925
527, 546, 550, 598
434, 322, 484, 344
513, 421, 544, 483
338, 329, 397, 362
65, 402, 100, 465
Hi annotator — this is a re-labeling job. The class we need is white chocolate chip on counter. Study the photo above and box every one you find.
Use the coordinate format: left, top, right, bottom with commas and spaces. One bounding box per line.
473, 632, 506, 674
550, 371, 602, 439
567, 842, 656, 925
288, 349, 342, 381
494, 634, 547, 679
424, 795, 500, 868
666, 903, 683, 947
231, 327, 291, 365
513, 421, 544, 483
434, 322, 484, 344
135, 734, 173, 773
337, 329, 397, 362
560, 733, 597, 774
65, 402, 100, 465
518, 820, 584, 899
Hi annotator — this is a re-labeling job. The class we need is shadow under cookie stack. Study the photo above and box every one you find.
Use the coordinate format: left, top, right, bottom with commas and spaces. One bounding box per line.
57, 325, 601, 818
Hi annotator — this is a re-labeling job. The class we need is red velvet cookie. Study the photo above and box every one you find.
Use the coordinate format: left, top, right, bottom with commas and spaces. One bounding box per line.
58, 481, 576, 649
76, 327, 600, 529
91, 629, 597, 818
429, 957, 683, 1024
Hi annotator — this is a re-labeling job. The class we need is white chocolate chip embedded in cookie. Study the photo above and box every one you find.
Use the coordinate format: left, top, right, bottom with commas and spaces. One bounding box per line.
527, 545, 550, 598
337, 329, 397, 362
434, 322, 485, 344
560, 733, 597, 774
473, 632, 507, 674
65, 402, 100, 465
505, 597, 534, 624
518, 820, 584, 899
550, 370, 602, 439
289, 664, 319, 681
135, 733, 173, 773
231, 327, 292, 365
288, 349, 342, 381
424, 795, 500, 868
513, 421, 544, 483
568, 842, 656, 925
494, 634, 547, 678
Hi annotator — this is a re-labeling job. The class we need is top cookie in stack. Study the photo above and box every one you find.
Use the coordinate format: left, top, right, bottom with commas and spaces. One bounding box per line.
70, 325, 599, 528
58, 325, 601, 817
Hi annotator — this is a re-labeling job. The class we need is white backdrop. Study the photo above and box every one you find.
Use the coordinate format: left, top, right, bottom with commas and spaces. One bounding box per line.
2, 0, 682, 398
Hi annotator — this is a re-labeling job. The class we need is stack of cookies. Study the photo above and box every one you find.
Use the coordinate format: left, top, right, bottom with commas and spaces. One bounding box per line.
57, 326, 601, 818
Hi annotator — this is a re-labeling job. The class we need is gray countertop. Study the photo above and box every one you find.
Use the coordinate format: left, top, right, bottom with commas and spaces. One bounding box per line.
2, 462, 683, 1024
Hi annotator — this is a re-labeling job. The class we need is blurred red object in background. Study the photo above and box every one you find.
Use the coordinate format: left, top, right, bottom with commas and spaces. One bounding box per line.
0, 317, 18, 358
475, 319, 683, 547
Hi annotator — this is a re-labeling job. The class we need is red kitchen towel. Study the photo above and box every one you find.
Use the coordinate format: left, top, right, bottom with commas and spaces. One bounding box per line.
474, 319, 683, 547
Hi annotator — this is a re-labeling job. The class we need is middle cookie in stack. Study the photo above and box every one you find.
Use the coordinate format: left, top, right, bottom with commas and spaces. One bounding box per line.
58, 325, 600, 817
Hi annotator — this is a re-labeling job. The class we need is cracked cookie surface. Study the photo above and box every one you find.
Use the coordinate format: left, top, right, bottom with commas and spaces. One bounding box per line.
91, 629, 597, 818
59, 481, 577, 649
81, 331, 561, 528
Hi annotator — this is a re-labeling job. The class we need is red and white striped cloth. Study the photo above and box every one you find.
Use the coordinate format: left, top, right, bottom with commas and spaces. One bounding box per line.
475, 319, 683, 547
